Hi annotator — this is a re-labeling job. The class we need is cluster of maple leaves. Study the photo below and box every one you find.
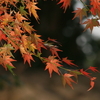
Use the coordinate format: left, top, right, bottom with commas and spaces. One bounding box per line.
0, 0, 100, 91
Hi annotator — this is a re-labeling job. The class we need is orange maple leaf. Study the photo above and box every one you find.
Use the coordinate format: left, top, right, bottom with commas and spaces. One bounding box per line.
0, 44, 14, 57
49, 46, 62, 59
22, 53, 34, 67
13, 25, 23, 36
26, 1, 40, 22
45, 56, 62, 77
87, 77, 96, 91
0, 56, 16, 70
62, 57, 78, 67
19, 44, 27, 55
72, 8, 87, 23
15, 12, 27, 22
1, 0, 18, 6
31, 33, 46, 52
8, 38, 19, 52
58, 0, 71, 12
21, 35, 28, 50
62, 73, 77, 89
1, 12, 14, 25
22, 21, 35, 34
0, 6, 7, 15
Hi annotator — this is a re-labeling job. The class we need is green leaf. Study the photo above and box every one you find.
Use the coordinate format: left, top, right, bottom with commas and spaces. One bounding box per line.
19, 6, 28, 18
6, 64, 16, 75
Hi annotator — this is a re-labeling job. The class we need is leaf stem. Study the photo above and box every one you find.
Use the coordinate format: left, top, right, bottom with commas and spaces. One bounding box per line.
58, 66, 72, 72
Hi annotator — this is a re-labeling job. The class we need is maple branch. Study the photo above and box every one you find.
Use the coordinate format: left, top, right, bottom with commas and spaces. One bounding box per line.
58, 66, 73, 72
80, 0, 89, 10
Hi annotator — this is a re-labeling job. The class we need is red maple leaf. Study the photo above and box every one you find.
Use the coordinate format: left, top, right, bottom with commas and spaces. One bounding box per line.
62, 73, 77, 89
80, 69, 91, 78
87, 77, 96, 91
58, 0, 71, 12
88, 66, 100, 73
45, 56, 62, 77
90, 7, 100, 17
48, 37, 61, 46
62, 57, 78, 67
90, 0, 100, 10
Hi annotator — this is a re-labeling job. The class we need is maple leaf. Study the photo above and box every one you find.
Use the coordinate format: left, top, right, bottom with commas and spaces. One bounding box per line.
0, 56, 16, 70
7, 38, 19, 52
28, 43, 37, 53
22, 21, 35, 34
90, 7, 100, 17
45, 56, 62, 77
6, 30, 21, 52
22, 53, 34, 67
82, 18, 100, 32
48, 37, 61, 46
13, 25, 23, 36
26, 1, 40, 22
58, 0, 71, 12
72, 8, 87, 23
0, 6, 7, 15
19, 6, 28, 18
30, 33, 46, 52
49, 46, 62, 59
21, 35, 28, 50
19, 44, 27, 55
90, 0, 100, 17
62, 73, 77, 89
0, 30, 7, 41
62, 57, 78, 67
80, 69, 91, 78
88, 66, 100, 73
6, 64, 15, 75
20, 41, 35, 67
0, 44, 14, 57
1, 0, 18, 6
15, 12, 27, 22
90, 0, 100, 10
87, 77, 96, 91
1, 12, 14, 25
21, 35, 37, 53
